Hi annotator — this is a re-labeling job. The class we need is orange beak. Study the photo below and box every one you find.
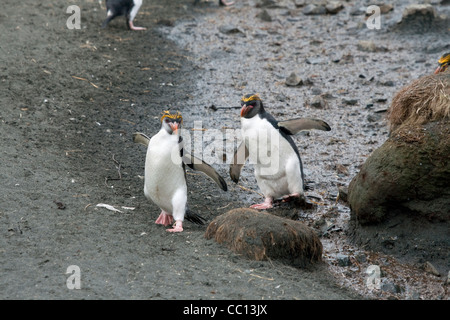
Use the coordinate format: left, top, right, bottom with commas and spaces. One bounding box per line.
169, 122, 180, 134
240, 105, 250, 117
434, 66, 442, 74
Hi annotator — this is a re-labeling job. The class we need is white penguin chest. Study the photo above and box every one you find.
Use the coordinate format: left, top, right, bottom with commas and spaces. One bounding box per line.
241, 116, 297, 176
144, 130, 186, 208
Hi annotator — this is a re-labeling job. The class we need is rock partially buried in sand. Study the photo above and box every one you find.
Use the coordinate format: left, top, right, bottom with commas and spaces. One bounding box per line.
285, 72, 303, 87
395, 4, 448, 33
205, 208, 322, 267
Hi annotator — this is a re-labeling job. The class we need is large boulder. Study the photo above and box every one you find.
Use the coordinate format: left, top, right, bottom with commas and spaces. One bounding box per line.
348, 121, 450, 224
205, 208, 323, 268
347, 120, 450, 273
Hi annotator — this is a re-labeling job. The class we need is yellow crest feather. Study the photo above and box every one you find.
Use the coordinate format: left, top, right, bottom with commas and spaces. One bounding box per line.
241, 94, 261, 103
438, 53, 450, 65
160, 110, 183, 123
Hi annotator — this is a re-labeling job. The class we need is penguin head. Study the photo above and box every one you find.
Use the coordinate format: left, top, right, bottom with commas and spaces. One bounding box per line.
160, 110, 183, 135
435, 52, 450, 74
240, 93, 264, 118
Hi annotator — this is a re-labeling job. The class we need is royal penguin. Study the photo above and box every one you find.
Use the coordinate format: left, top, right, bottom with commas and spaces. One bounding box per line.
133, 111, 227, 232
230, 94, 331, 210
101, 0, 146, 31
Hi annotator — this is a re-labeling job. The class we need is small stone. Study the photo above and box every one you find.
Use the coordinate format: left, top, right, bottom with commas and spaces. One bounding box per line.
310, 95, 326, 109
255, 0, 285, 9
379, 4, 393, 14
379, 80, 395, 87
423, 261, 441, 277
218, 25, 245, 36
357, 40, 387, 52
342, 98, 358, 106
354, 253, 366, 263
306, 57, 325, 65
310, 87, 322, 95
350, 6, 366, 16
256, 9, 272, 22
303, 4, 326, 15
336, 254, 351, 267
293, 0, 306, 7
374, 97, 388, 103
325, 1, 344, 14
285, 72, 303, 86
338, 186, 348, 202
381, 279, 403, 294
336, 164, 349, 175
367, 113, 383, 123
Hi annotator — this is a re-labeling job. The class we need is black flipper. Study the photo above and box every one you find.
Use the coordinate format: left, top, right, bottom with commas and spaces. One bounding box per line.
277, 118, 331, 135
229, 141, 249, 183
183, 153, 228, 191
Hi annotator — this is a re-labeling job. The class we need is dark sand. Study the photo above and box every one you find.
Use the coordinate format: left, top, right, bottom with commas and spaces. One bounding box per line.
1, 0, 447, 300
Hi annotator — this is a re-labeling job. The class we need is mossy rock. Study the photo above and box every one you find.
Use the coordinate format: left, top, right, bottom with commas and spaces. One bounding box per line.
205, 208, 322, 268
348, 121, 450, 225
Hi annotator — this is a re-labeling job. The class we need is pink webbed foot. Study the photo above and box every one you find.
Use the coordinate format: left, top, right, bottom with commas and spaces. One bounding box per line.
155, 212, 174, 226
166, 221, 183, 233
129, 21, 146, 31
250, 198, 273, 210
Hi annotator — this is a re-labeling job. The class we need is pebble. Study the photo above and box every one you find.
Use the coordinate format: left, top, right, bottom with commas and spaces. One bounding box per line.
256, 9, 272, 22
285, 72, 303, 86
342, 98, 358, 106
293, 0, 306, 7
325, 1, 344, 14
306, 57, 325, 65
255, 0, 284, 9
381, 279, 403, 294
367, 113, 383, 123
218, 25, 245, 36
302, 4, 326, 15
350, 6, 366, 16
423, 261, 440, 277
310, 95, 326, 109
336, 254, 351, 267
337, 186, 348, 202
310, 87, 322, 95
378, 80, 395, 87
357, 40, 388, 53
379, 4, 394, 14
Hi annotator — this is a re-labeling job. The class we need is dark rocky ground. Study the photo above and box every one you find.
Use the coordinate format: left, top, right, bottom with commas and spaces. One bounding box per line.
0, 0, 448, 300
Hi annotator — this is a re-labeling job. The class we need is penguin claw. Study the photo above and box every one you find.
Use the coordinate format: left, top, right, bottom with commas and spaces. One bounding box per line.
167, 221, 183, 233
250, 203, 273, 210
250, 198, 273, 210
129, 21, 146, 31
